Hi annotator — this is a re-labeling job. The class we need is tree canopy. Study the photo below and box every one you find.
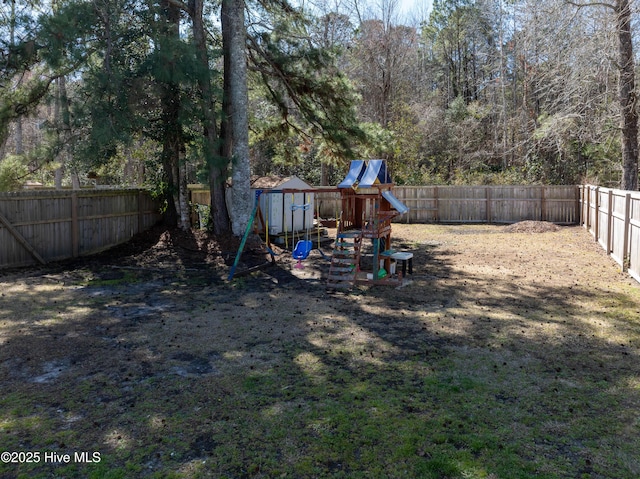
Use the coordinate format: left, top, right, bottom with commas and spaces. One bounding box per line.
0, 0, 639, 227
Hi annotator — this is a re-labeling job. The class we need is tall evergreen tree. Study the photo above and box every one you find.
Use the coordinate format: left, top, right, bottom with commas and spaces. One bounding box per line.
0, 0, 51, 146
247, 1, 366, 177
190, 0, 231, 234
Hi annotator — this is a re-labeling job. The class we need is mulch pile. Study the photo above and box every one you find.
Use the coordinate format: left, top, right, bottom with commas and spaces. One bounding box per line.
503, 221, 560, 233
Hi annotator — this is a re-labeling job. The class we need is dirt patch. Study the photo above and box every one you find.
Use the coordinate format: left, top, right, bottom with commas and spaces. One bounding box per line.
1, 223, 640, 478
503, 220, 560, 233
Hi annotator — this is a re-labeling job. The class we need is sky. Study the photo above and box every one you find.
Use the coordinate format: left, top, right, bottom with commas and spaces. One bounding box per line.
398, 0, 433, 21
399, 0, 417, 14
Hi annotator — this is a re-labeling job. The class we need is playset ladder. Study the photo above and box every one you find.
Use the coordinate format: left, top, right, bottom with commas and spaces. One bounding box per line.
326, 230, 362, 290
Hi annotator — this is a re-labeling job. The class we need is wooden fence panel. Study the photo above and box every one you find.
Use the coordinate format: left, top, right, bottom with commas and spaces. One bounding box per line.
582, 186, 601, 238
610, 190, 628, 267
393, 186, 438, 223
190, 187, 210, 207
390, 186, 442, 223
596, 188, 611, 251
395, 185, 578, 224
77, 192, 140, 254
580, 184, 640, 285
0, 189, 161, 269
587, 186, 599, 238
629, 194, 640, 283
546, 185, 581, 224
490, 186, 538, 223
0, 192, 74, 267
436, 186, 484, 223
241, 185, 580, 225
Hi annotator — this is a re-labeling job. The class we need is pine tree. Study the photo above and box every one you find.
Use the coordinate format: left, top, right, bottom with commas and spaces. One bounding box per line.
247, 1, 366, 176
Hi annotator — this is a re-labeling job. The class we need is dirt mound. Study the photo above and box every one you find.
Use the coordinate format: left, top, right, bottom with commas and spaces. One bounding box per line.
81, 225, 239, 268
503, 220, 560, 233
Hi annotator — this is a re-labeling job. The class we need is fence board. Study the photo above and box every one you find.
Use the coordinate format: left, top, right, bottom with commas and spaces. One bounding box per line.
306, 185, 579, 225
629, 194, 640, 282
610, 191, 628, 266
0, 210, 46, 264
580, 184, 640, 285
0, 189, 161, 269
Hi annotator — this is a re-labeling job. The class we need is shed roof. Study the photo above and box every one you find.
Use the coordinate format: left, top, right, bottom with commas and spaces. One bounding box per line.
250, 175, 313, 190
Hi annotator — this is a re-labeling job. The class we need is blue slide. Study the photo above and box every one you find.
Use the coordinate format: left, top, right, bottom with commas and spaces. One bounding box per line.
382, 190, 409, 215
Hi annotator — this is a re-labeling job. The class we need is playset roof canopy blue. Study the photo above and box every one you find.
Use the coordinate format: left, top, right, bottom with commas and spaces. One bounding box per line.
337, 159, 408, 215
338, 159, 391, 188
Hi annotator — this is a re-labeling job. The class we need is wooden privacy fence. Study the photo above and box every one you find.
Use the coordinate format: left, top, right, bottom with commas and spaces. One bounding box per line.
580, 185, 640, 283
316, 185, 580, 225
0, 189, 161, 269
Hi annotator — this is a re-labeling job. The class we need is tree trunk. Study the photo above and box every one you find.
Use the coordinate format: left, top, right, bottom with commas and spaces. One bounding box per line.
10, 0, 23, 156
222, 0, 252, 236
54, 77, 63, 189
71, 173, 80, 190
616, 0, 638, 190
321, 162, 328, 186
191, 0, 231, 234
15, 118, 23, 156
159, 0, 183, 228
165, 132, 180, 228
178, 148, 190, 230
55, 76, 73, 189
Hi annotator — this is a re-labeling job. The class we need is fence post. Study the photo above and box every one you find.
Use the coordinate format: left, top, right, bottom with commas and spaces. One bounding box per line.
486, 186, 492, 223
575, 185, 581, 225
583, 185, 588, 227
623, 193, 631, 272
581, 186, 584, 227
606, 189, 613, 253
541, 186, 546, 222
585, 186, 591, 230
138, 190, 144, 234
593, 186, 600, 242
71, 192, 79, 258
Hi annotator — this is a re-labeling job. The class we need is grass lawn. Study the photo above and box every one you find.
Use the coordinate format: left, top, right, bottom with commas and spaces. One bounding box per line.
1, 223, 640, 478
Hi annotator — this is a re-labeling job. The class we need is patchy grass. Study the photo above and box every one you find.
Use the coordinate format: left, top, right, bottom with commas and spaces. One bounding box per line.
1, 224, 640, 478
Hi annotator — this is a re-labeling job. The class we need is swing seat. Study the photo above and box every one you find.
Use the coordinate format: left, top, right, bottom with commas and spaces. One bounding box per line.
292, 240, 313, 260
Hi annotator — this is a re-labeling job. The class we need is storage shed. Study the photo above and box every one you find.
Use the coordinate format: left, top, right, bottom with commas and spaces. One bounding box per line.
251, 176, 315, 236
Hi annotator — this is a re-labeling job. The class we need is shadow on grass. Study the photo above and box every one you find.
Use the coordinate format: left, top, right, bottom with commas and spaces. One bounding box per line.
1, 226, 640, 478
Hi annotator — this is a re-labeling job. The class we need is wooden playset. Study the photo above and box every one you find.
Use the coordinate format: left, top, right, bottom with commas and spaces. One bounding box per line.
227, 160, 410, 288
326, 159, 410, 289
